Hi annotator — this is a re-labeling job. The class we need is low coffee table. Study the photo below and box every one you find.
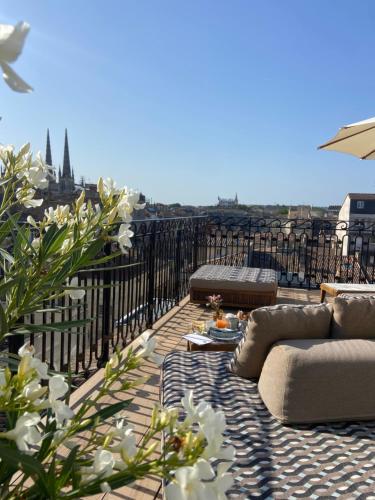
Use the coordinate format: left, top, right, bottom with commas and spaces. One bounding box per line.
187, 339, 239, 352
320, 282, 375, 303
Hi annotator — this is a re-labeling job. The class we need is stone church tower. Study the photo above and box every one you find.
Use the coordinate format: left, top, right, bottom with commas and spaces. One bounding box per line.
58, 129, 75, 193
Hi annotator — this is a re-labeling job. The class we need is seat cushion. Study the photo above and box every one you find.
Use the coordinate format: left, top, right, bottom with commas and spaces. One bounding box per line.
228, 303, 332, 379
332, 295, 375, 339
259, 338, 375, 423
189, 265, 278, 292
162, 351, 375, 497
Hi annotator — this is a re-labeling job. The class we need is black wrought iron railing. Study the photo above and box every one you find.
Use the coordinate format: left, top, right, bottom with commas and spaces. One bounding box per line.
10, 215, 375, 376
207, 216, 375, 287
13, 216, 208, 377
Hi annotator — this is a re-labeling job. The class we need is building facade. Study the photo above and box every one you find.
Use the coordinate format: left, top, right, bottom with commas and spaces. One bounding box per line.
217, 194, 238, 207
336, 193, 375, 258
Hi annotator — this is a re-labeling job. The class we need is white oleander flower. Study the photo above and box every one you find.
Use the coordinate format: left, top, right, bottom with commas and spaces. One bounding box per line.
60, 237, 72, 254
24, 152, 49, 189
18, 343, 35, 357
93, 448, 115, 476
49, 374, 69, 400
3, 412, 42, 452
181, 390, 197, 424
82, 448, 115, 490
18, 343, 49, 380
117, 198, 133, 223
65, 277, 85, 300
116, 223, 134, 253
111, 419, 137, 459
31, 237, 41, 250
49, 398, 74, 425
0, 21, 33, 93
100, 482, 112, 493
22, 380, 46, 403
31, 357, 49, 380
165, 459, 215, 500
205, 462, 234, 500
44, 204, 70, 226
108, 351, 119, 369
127, 189, 145, 210
181, 390, 235, 461
18, 142, 30, 157
27, 215, 37, 227
16, 187, 43, 208
48, 375, 73, 425
103, 177, 119, 198
137, 331, 164, 366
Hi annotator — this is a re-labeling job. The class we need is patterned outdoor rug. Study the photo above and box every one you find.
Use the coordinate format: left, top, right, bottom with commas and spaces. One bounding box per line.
162, 351, 375, 499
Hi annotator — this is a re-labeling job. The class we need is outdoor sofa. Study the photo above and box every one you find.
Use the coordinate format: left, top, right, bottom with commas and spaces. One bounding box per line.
161, 294, 375, 497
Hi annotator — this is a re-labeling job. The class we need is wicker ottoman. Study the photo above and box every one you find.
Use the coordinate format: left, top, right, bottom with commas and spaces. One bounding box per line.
189, 265, 278, 309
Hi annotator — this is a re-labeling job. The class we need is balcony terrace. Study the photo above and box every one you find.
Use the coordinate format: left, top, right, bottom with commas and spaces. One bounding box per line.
72, 287, 321, 499
7, 215, 375, 498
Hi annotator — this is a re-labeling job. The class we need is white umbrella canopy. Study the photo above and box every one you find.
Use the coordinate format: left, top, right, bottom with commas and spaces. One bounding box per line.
319, 116, 375, 159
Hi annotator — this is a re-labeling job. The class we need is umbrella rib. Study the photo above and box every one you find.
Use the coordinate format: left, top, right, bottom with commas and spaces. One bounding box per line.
361, 148, 375, 159
318, 124, 375, 149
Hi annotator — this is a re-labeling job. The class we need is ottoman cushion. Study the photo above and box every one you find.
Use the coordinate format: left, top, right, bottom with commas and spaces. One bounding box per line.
259, 338, 375, 423
332, 295, 375, 339
189, 265, 278, 292
229, 303, 332, 379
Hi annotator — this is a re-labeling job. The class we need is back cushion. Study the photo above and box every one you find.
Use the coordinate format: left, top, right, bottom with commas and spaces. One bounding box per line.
331, 295, 375, 339
229, 303, 332, 379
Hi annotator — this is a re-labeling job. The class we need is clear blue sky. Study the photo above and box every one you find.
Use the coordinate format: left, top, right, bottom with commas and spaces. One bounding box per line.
1, 1, 375, 206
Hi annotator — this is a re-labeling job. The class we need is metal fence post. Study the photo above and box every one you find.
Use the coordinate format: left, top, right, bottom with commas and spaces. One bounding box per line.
192, 223, 199, 272
175, 227, 182, 303
98, 243, 112, 367
146, 222, 156, 328
246, 217, 253, 267
8, 333, 24, 357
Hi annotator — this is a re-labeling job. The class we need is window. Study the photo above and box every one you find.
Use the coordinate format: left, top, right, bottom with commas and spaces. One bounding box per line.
357, 200, 365, 209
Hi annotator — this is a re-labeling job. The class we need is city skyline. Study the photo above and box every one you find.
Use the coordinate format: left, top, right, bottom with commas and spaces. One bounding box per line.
1, 1, 375, 206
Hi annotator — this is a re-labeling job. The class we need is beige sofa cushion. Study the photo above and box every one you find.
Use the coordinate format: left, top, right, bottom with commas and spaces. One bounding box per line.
332, 295, 375, 339
228, 303, 332, 379
259, 338, 375, 423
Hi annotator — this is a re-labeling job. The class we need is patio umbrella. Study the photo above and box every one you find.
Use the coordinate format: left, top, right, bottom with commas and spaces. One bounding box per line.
318, 116, 375, 159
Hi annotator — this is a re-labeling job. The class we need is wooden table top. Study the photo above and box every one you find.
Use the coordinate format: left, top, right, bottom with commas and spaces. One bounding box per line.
187, 339, 238, 352
320, 283, 375, 293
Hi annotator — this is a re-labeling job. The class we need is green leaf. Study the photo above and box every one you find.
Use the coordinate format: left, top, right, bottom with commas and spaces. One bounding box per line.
42, 223, 69, 257
50, 257, 75, 287
39, 223, 59, 256
0, 247, 15, 265
77, 399, 133, 432
0, 302, 8, 336
79, 250, 122, 267
15, 276, 26, 309
0, 444, 50, 496
35, 420, 56, 462
8, 213, 34, 256
0, 277, 18, 298
12, 318, 93, 334
0, 176, 11, 187
57, 445, 79, 489
0, 216, 18, 246
69, 469, 138, 497
75, 238, 106, 268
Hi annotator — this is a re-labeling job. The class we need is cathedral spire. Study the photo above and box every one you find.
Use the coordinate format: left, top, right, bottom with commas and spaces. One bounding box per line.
62, 129, 71, 178
45, 129, 52, 166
